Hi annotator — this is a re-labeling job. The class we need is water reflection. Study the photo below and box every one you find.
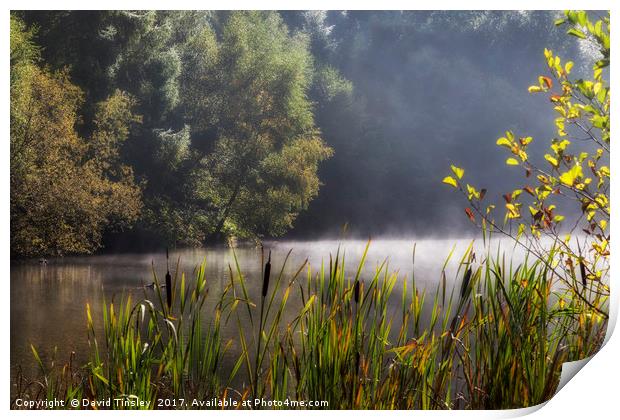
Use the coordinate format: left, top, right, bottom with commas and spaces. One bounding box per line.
10, 238, 492, 380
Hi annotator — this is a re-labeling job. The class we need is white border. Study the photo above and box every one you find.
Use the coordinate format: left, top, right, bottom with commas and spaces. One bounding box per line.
2, 1, 617, 418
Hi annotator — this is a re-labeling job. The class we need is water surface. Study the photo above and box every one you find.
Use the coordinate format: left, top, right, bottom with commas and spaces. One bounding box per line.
11, 238, 491, 381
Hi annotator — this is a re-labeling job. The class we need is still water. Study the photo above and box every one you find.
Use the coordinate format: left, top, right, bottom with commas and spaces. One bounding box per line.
10, 238, 495, 381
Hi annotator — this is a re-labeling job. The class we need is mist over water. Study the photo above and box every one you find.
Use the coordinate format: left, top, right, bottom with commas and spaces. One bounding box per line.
11, 236, 533, 380
289, 10, 604, 237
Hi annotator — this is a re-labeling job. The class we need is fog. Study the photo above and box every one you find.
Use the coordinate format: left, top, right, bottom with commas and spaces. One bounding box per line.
289, 11, 604, 238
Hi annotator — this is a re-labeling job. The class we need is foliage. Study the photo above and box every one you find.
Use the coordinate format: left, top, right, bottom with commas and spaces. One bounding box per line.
179, 11, 333, 241
13, 11, 334, 249
13, 242, 606, 409
10, 16, 142, 257
443, 10, 610, 318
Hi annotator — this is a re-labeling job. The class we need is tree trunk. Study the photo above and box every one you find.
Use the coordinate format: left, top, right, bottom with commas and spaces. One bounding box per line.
209, 181, 242, 243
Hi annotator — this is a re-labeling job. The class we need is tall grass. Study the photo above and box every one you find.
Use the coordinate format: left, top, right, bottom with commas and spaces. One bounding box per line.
13, 241, 608, 409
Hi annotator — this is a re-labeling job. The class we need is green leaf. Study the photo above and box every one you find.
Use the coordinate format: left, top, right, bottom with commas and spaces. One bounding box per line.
567, 28, 587, 39
442, 176, 458, 188
576, 11, 587, 27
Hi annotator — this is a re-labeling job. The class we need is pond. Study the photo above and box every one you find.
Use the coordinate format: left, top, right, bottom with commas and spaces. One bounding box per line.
10, 238, 510, 383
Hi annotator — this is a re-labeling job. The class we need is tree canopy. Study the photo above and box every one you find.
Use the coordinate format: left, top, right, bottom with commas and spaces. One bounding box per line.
10, 16, 142, 257
10, 11, 335, 256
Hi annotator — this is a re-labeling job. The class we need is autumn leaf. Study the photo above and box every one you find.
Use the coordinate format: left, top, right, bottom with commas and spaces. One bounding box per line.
505, 203, 521, 219
442, 176, 458, 188
559, 164, 583, 186
450, 165, 464, 179
539, 76, 553, 89
544, 154, 559, 167
464, 207, 475, 223
496, 137, 512, 147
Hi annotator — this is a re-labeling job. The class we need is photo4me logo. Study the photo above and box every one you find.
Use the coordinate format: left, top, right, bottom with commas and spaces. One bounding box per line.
158, 398, 329, 409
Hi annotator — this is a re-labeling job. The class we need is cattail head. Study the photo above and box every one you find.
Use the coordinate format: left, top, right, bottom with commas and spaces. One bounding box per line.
460, 267, 472, 299
354, 280, 360, 304
332, 256, 339, 283
165, 271, 172, 308
579, 259, 587, 287
165, 247, 172, 309
262, 251, 271, 297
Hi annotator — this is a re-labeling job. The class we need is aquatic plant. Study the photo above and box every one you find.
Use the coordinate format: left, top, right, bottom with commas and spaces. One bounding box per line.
13, 240, 607, 410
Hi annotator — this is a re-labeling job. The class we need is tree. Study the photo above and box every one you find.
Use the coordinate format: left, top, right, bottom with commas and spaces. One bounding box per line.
443, 11, 609, 319
180, 11, 333, 241
10, 15, 142, 257
12, 11, 334, 249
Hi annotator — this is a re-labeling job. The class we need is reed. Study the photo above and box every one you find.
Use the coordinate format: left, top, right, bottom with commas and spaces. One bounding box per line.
13, 240, 608, 410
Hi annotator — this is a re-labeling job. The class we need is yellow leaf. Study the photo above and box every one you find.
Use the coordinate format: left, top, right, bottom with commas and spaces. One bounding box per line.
544, 154, 558, 167
506, 158, 519, 166
550, 139, 570, 154
450, 165, 464, 180
442, 176, 458, 188
559, 164, 583, 187
505, 203, 521, 219
594, 67, 603, 81
528, 85, 543, 93
466, 184, 480, 200
565, 61, 574, 74
600, 166, 610, 177
496, 137, 511, 147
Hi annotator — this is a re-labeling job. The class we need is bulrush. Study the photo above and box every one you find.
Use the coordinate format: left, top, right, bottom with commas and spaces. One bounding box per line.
460, 267, 472, 300
254, 249, 272, 403
579, 259, 587, 287
165, 248, 172, 310
262, 251, 272, 297
16, 242, 608, 410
